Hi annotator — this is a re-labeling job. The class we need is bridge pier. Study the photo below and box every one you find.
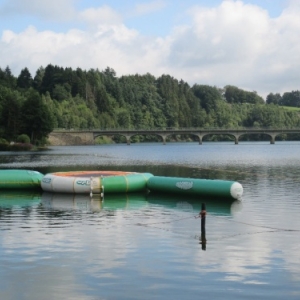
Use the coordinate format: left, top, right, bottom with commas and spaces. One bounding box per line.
158, 134, 167, 145
198, 135, 203, 145
125, 135, 131, 145
233, 134, 240, 145
270, 134, 276, 144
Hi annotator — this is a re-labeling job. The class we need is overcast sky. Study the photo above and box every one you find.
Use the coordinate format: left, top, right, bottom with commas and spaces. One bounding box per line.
0, 0, 299, 98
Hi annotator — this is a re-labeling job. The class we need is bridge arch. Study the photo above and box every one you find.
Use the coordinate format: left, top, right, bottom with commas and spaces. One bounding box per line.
127, 133, 164, 144
238, 132, 276, 144
202, 133, 239, 144
163, 133, 202, 144
94, 133, 128, 144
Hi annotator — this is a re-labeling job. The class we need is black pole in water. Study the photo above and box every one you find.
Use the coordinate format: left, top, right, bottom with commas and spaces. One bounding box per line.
200, 203, 206, 250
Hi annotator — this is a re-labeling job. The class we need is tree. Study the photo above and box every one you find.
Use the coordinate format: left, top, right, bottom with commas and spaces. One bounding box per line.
280, 91, 300, 107
33, 66, 45, 91
224, 85, 264, 104
266, 93, 281, 105
20, 89, 54, 144
40, 64, 56, 96
156, 75, 180, 127
192, 84, 223, 113
0, 87, 23, 140
0, 66, 16, 88
52, 84, 70, 101
17, 67, 33, 89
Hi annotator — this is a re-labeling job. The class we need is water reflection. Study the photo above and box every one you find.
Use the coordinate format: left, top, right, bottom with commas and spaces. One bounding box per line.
39, 191, 242, 216
146, 193, 242, 216
0, 191, 41, 208
41, 192, 149, 212
0, 190, 242, 217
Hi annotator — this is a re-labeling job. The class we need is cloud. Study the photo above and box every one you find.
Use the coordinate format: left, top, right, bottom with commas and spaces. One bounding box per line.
0, 0, 77, 21
79, 5, 123, 27
0, 22, 164, 78
164, 0, 300, 95
0, 0, 300, 97
132, 0, 167, 16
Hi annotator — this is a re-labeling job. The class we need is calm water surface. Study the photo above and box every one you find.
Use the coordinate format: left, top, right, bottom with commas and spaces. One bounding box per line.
0, 142, 300, 299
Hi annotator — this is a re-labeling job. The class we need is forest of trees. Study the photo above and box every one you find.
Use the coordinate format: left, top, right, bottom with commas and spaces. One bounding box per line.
0, 64, 300, 146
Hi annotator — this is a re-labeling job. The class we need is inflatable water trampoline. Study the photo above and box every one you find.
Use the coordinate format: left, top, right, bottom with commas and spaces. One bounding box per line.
41, 171, 153, 194
0, 169, 244, 200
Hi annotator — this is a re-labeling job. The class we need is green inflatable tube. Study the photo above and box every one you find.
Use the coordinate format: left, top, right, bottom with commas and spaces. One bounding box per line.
0, 169, 44, 190
100, 173, 153, 193
147, 176, 243, 200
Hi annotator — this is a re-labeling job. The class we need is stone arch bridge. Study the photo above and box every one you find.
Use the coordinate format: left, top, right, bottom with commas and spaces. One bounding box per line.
48, 128, 300, 146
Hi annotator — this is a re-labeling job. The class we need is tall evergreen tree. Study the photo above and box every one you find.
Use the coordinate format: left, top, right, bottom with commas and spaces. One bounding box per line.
17, 67, 33, 89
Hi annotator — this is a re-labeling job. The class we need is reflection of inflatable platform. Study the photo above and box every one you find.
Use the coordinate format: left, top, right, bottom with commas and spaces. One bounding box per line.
0, 190, 41, 208
0, 190, 242, 216
41, 192, 241, 215
41, 192, 149, 212
146, 194, 242, 216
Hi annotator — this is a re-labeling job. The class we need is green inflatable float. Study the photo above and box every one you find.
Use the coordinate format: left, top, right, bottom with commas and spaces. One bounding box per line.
147, 176, 243, 200
0, 169, 44, 190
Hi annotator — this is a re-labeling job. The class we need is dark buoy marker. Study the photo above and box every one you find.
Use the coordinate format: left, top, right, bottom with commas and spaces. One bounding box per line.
200, 203, 207, 250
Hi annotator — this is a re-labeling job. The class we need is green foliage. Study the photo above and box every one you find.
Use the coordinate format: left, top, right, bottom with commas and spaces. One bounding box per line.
282, 106, 300, 111
0, 138, 8, 144
20, 89, 55, 144
16, 134, 30, 143
266, 93, 281, 105
1, 63, 300, 146
0, 86, 24, 140
33, 66, 45, 90
280, 91, 300, 107
0, 138, 8, 150
0, 66, 16, 89
225, 85, 264, 104
192, 84, 223, 113
243, 104, 299, 128
95, 135, 114, 144
17, 67, 33, 89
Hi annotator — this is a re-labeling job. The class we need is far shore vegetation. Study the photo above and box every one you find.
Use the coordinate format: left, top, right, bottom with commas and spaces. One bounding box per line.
1, 64, 300, 150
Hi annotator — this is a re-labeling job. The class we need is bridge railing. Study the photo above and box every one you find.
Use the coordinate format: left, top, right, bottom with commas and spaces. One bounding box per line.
52, 126, 300, 132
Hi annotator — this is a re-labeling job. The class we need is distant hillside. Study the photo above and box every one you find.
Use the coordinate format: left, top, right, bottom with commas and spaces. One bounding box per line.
0, 64, 300, 145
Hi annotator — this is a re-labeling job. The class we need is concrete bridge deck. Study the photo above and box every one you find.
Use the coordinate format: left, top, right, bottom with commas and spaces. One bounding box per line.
48, 128, 300, 146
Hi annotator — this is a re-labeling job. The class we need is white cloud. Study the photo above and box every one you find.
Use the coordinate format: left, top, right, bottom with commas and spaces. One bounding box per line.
0, 0, 77, 21
163, 0, 300, 95
0, 22, 164, 78
79, 5, 123, 27
0, 0, 300, 97
132, 0, 167, 16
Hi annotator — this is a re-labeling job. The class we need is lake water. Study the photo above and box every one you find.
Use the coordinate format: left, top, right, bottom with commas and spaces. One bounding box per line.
0, 142, 300, 300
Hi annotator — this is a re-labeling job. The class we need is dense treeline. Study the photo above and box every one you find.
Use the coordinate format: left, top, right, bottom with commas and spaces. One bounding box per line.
0, 64, 300, 145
